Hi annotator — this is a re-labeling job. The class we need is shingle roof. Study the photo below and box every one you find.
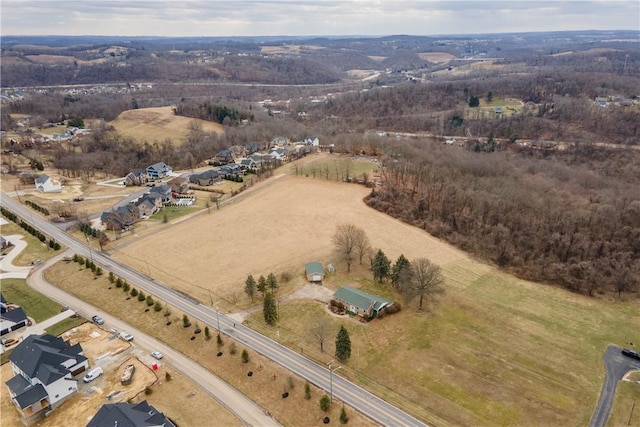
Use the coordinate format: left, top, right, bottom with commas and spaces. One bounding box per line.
87, 401, 175, 427
1, 306, 27, 323
34, 175, 50, 184
8, 334, 86, 385
14, 383, 48, 409
333, 286, 392, 312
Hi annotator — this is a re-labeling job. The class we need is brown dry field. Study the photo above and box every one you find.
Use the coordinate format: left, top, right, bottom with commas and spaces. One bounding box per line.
113, 175, 470, 309
418, 52, 456, 63
1, 323, 238, 427
110, 107, 224, 145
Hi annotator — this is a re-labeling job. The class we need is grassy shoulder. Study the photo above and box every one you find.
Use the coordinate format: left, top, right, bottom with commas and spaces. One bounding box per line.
45, 317, 87, 336
44, 261, 376, 427
607, 371, 640, 427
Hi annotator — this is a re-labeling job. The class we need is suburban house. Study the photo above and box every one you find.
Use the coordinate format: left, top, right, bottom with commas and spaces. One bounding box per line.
303, 136, 320, 147
333, 286, 393, 320
246, 141, 260, 154
214, 150, 234, 164
167, 177, 189, 194
270, 136, 290, 147
34, 175, 62, 193
269, 148, 287, 162
87, 401, 175, 427
134, 196, 160, 218
305, 262, 325, 283
228, 144, 247, 158
5, 334, 89, 424
189, 169, 221, 186
148, 183, 172, 204
124, 169, 147, 186
219, 163, 242, 177
239, 158, 259, 172
101, 204, 140, 231
146, 162, 172, 180
595, 97, 608, 107
1, 293, 28, 336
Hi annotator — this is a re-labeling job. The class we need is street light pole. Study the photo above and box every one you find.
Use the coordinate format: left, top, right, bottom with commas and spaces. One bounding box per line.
328, 360, 342, 404
215, 306, 220, 331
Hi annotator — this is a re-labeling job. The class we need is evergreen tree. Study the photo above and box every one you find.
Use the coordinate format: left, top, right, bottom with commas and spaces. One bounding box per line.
241, 349, 250, 363
108, 272, 115, 283
244, 275, 256, 301
267, 273, 279, 293
340, 406, 349, 424
319, 395, 331, 412
257, 275, 267, 296
391, 254, 410, 289
263, 292, 278, 325
335, 325, 351, 361
371, 249, 391, 283
468, 95, 480, 107
304, 381, 311, 400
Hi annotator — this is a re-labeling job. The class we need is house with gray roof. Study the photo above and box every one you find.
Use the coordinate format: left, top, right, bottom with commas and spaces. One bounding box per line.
101, 204, 140, 231
34, 174, 62, 193
1, 293, 28, 336
189, 169, 221, 186
87, 400, 175, 427
146, 162, 172, 180
333, 286, 393, 320
148, 183, 172, 204
5, 334, 88, 424
124, 169, 147, 186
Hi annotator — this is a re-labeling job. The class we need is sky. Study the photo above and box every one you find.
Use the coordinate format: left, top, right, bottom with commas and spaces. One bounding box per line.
1, 0, 638, 37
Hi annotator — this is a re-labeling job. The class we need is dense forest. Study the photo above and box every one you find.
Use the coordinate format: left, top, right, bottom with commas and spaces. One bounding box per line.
366, 139, 640, 296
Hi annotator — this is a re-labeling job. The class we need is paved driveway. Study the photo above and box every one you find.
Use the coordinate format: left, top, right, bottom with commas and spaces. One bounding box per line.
589, 344, 640, 427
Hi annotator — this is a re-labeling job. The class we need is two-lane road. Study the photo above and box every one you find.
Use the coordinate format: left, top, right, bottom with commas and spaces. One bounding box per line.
1, 192, 428, 427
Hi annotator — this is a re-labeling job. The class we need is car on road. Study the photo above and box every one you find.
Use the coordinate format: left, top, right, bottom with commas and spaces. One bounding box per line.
622, 348, 640, 361
118, 331, 134, 342
151, 351, 163, 360
91, 315, 104, 325
2, 338, 18, 347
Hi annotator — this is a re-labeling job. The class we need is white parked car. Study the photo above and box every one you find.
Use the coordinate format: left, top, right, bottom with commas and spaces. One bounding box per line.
151, 351, 163, 360
118, 331, 134, 342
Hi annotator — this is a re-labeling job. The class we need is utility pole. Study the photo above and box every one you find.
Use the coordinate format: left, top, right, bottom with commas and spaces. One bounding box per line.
328, 360, 342, 404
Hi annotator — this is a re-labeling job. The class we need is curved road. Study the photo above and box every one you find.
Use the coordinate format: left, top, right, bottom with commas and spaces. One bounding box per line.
1, 192, 428, 427
589, 344, 640, 427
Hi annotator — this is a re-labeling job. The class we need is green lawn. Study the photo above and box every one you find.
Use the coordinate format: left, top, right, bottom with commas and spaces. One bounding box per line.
246, 258, 640, 427
1, 278, 63, 322
45, 317, 87, 337
607, 371, 640, 427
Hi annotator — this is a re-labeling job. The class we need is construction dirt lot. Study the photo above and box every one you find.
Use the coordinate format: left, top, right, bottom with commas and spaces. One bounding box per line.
0, 323, 239, 427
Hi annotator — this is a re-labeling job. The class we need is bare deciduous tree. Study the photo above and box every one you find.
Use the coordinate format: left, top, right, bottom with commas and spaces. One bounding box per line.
308, 317, 331, 353
401, 258, 444, 310
332, 224, 368, 272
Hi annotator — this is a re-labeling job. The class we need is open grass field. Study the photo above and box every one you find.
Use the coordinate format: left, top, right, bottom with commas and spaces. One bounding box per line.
109, 171, 640, 426
0, 223, 60, 266
109, 106, 224, 145
607, 371, 640, 427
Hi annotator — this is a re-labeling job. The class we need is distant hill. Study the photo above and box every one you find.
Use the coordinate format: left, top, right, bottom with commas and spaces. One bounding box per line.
109, 107, 224, 145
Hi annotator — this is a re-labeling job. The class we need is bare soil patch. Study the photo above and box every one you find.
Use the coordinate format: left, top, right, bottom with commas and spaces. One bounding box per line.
0, 322, 236, 427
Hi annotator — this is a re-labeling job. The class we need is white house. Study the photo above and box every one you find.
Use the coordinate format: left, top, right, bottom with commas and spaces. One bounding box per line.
5, 334, 89, 424
34, 175, 62, 193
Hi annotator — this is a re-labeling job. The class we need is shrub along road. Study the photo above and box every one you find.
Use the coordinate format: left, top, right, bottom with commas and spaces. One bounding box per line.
1, 192, 427, 427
